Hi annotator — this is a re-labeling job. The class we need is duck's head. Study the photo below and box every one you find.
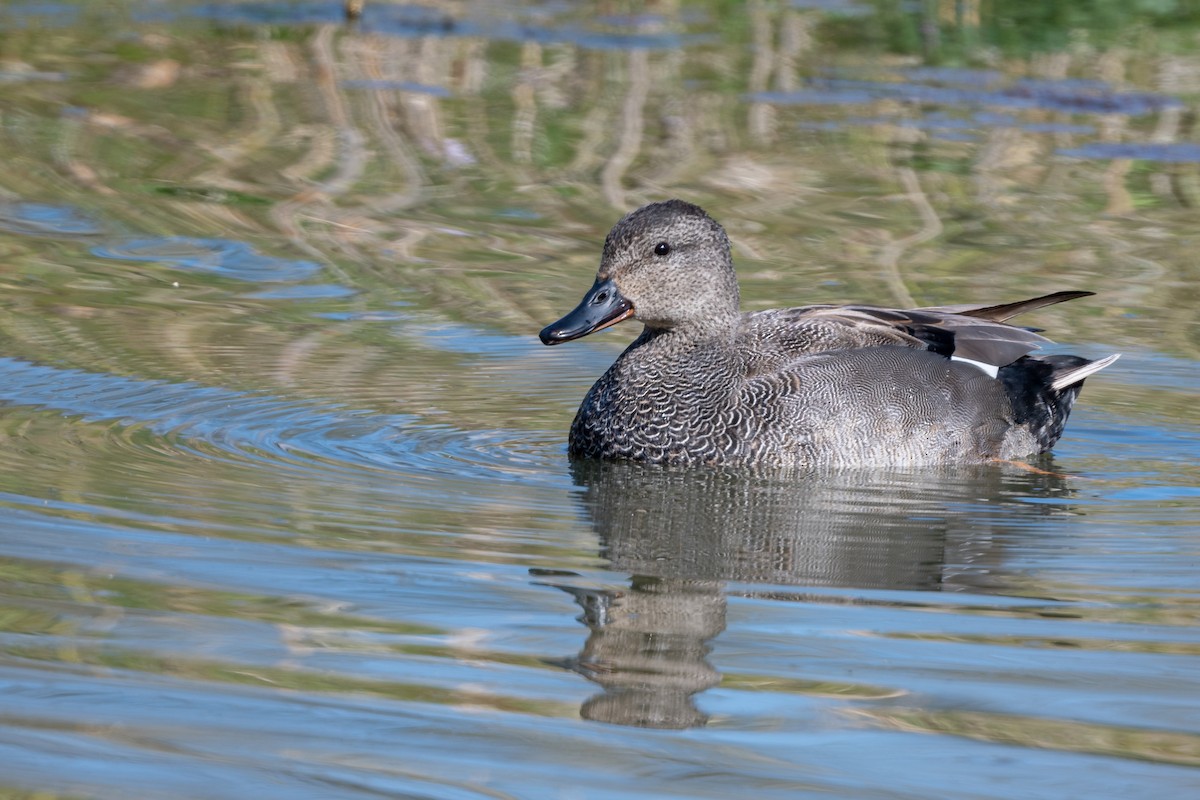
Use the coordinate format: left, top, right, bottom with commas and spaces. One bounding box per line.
539, 200, 740, 345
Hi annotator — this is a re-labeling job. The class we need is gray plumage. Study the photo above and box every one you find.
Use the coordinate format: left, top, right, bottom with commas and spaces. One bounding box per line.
539, 199, 1119, 468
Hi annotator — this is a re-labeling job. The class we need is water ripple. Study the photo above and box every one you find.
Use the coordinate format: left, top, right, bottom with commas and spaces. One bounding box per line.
138, 1, 700, 50
1058, 142, 1200, 163
342, 79, 451, 97
243, 284, 359, 300
0, 201, 103, 237
92, 237, 322, 282
755, 76, 1182, 115
0, 356, 560, 487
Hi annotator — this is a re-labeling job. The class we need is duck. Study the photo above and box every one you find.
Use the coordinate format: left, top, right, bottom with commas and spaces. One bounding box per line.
539, 199, 1118, 468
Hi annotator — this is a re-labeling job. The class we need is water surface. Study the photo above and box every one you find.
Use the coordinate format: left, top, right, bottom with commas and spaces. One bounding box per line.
0, 1, 1197, 798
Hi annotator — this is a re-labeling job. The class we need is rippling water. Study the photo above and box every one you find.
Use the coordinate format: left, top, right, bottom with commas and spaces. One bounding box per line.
0, 1, 1197, 798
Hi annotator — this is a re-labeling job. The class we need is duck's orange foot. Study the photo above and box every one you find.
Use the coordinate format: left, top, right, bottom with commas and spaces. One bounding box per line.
992, 458, 1087, 479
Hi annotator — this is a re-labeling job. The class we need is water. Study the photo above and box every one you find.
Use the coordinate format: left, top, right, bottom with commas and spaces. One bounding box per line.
0, 1, 1197, 797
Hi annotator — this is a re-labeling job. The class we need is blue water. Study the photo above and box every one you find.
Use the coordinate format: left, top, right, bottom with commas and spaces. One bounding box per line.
0, 1, 1197, 798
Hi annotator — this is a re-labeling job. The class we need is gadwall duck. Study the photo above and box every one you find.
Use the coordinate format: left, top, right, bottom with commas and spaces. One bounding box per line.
539, 199, 1118, 468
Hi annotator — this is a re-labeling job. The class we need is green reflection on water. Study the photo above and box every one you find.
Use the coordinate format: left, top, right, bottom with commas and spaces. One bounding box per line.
3, 643, 577, 719
0, 558, 441, 635
831, 0, 1200, 58
858, 706, 1200, 768
0, 787, 84, 800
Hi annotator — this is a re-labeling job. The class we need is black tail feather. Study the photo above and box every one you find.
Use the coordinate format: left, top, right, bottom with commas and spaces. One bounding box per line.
998, 355, 1093, 451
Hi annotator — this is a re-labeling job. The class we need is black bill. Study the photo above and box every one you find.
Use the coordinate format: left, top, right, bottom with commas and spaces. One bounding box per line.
539, 278, 634, 345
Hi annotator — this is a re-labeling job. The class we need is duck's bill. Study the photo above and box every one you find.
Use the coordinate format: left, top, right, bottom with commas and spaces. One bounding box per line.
539, 278, 634, 345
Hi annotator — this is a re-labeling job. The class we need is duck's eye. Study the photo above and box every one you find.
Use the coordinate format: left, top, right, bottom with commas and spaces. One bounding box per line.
654, 241, 671, 257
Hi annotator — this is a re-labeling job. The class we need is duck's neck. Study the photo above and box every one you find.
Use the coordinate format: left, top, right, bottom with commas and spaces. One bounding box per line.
637, 309, 741, 348
618, 320, 742, 381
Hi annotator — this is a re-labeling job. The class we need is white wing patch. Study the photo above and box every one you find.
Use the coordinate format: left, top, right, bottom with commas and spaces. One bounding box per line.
951, 355, 1000, 379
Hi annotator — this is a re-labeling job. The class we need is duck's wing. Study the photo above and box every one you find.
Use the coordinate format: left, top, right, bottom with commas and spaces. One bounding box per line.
741, 291, 1092, 374
914, 290, 1093, 323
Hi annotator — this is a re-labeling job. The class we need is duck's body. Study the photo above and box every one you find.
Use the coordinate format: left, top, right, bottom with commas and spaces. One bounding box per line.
540, 200, 1117, 468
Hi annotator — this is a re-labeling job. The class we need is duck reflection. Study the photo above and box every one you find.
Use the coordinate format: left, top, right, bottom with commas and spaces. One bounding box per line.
541, 459, 1075, 729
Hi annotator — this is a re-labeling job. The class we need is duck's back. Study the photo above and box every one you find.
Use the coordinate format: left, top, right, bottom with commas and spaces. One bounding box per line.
737, 297, 1070, 374
738, 306, 926, 376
